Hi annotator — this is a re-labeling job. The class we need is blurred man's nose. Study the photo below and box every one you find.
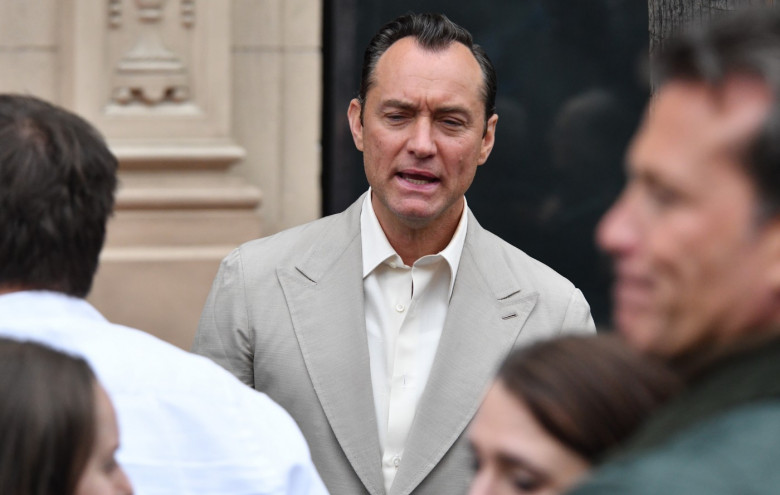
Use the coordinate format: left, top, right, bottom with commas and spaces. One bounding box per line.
116, 466, 134, 495
467, 468, 497, 495
597, 189, 638, 258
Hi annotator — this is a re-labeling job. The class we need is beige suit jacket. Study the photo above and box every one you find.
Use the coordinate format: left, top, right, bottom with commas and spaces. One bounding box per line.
193, 194, 595, 495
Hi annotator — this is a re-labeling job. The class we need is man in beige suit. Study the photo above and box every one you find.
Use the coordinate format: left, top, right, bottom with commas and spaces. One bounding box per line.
194, 12, 594, 495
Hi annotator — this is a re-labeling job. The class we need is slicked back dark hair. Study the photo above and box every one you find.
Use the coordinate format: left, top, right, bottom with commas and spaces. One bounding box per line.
498, 335, 682, 464
357, 12, 497, 125
0, 94, 117, 297
0, 338, 97, 495
653, 7, 780, 219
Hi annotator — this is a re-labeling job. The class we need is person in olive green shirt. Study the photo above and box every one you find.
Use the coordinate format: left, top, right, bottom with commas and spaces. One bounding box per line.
571, 8, 780, 494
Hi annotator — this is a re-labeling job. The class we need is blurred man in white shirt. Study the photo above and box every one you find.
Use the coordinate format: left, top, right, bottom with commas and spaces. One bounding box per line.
0, 93, 327, 495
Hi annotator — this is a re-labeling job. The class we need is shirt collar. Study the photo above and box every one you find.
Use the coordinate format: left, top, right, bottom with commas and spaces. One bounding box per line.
360, 189, 469, 298
0, 290, 106, 323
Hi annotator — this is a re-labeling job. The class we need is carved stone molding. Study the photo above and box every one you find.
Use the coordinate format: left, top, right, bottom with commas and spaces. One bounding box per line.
62, 0, 262, 348
108, 0, 123, 27
181, 0, 195, 28
62, 0, 235, 147
112, 0, 190, 105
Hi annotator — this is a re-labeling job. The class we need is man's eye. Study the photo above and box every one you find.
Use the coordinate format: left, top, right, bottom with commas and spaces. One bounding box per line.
102, 456, 119, 474
647, 184, 681, 208
512, 470, 542, 493
441, 118, 464, 128
386, 113, 407, 122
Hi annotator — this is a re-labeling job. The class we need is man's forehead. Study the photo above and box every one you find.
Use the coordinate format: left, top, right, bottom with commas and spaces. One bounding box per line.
630, 77, 773, 174
656, 78, 770, 141
370, 37, 483, 93
378, 36, 472, 64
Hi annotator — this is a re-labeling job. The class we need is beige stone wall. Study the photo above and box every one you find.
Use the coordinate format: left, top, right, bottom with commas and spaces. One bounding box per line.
0, 1, 58, 100
0, 0, 323, 349
232, 0, 322, 233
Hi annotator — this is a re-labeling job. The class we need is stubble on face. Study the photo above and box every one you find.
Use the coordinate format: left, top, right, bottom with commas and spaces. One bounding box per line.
599, 76, 778, 358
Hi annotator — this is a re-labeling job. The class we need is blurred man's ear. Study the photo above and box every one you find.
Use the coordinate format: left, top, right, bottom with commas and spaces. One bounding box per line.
763, 220, 780, 288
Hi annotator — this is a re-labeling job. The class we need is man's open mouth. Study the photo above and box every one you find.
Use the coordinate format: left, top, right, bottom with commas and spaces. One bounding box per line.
398, 172, 438, 185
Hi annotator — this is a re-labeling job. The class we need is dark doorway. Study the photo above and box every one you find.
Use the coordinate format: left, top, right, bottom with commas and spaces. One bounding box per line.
323, 1, 649, 326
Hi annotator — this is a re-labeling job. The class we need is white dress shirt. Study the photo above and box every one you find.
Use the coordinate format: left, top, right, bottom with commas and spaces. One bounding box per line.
0, 291, 328, 495
361, 191, 468, 492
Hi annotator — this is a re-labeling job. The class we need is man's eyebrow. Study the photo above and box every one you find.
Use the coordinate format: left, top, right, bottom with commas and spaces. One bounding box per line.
435, 105, 471, 116
496, 452, 549, 482
380, 99, 416, 111
380, 100, 471, 115
633, 166, 667, 187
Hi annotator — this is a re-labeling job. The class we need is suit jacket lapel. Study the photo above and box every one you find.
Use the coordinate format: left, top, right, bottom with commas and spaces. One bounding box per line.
389, 213, 539, 495
277, 196, 385, 495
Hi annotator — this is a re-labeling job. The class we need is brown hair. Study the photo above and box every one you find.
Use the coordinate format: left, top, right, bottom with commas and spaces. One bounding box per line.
653, 8, 780, 220
0, 94, 117, 297
0, 338, 97, 495
498, 334, 682, 463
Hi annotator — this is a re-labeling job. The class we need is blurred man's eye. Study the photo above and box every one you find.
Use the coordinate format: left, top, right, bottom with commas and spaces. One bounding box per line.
102, 455, 119, 474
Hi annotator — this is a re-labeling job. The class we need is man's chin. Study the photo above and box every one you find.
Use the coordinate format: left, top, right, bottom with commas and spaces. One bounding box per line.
393, 211, 436, 229
391, 204, 446, 228
614, 310, 665, 355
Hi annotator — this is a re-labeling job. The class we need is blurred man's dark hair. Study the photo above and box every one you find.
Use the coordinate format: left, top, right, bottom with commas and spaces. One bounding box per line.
653, 9, 780, 218
0, 95, 117, 298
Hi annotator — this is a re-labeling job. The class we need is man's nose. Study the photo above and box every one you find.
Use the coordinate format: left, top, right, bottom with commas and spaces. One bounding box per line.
116, 466, 134, 495
596, 189, 638, 258
407, 119, 437, 158
467, 469, 495, 495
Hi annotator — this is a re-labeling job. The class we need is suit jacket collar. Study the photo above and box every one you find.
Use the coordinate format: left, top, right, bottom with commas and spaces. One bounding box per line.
277, 194, 386, 494
280, 195, 538, 495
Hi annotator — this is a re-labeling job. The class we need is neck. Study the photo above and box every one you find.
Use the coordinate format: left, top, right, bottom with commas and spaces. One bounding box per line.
0, 284, 28, 296
373, 197, 464, 266
672, 325, 780, 380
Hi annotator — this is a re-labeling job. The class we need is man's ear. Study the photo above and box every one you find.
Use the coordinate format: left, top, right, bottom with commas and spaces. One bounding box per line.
347, 98, 364, 152
755, 221, 780, 331
762, 220, 780, 291
478, 113, 498, 165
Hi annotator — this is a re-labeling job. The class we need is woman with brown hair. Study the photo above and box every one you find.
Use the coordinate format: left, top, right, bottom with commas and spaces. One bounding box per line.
468, 334, 682, 495
0, 338, 133, 495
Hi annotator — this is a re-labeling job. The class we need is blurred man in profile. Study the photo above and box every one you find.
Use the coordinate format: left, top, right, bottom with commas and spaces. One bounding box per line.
571, 8, 780, 494
0, 94, 327, 494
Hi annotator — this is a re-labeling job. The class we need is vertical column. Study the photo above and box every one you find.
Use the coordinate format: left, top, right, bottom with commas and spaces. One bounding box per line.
61, 0, 261, 348
231, 0, 322, 235
0, 1, 58, 100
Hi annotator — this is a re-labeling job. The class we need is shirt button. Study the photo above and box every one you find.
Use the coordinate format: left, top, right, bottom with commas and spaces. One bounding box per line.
393, 456, 401, 468
395, 303, 405, 312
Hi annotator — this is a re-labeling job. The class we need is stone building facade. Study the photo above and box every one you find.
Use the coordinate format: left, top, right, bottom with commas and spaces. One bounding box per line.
0, 0, 322, 348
